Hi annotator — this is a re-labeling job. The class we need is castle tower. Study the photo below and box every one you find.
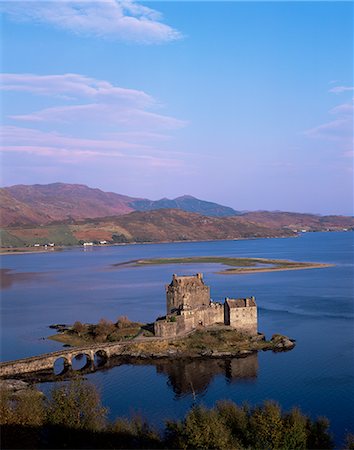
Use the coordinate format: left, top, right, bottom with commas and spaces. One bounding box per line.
166, 273, 210, 314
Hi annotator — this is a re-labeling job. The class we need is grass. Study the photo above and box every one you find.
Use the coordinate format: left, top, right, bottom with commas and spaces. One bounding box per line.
113, 256, 333, 274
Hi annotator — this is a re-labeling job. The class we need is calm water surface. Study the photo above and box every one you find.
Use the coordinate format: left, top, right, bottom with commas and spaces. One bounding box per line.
1, 232, 353, 444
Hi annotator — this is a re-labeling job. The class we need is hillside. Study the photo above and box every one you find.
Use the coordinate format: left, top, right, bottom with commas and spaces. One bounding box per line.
1, 183, 353, 248
0, 189, 52, 226
241, 211, 354, 231
1, 209, 295, 247
1, 183, 239, 226
3, 183, 136, 225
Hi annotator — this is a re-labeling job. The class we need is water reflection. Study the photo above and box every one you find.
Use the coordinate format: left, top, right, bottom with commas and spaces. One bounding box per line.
154, 354, 258, 397
0, 268, 44, 289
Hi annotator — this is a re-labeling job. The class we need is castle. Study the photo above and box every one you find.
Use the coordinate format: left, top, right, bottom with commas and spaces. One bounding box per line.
154, 273, 257, 338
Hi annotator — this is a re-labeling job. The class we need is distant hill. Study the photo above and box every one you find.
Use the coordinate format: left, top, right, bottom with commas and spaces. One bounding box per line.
240, 211, 354, 231
130, 195, 240, 217
1, 209, 295, 247
1, 183, 353, 248
2, 183, 137, 226
1, 183, 240, 226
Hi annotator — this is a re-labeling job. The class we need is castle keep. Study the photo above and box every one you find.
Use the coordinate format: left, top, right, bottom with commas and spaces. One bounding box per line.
154, 273, 257, 338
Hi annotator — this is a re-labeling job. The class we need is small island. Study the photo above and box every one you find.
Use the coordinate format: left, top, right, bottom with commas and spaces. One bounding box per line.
113, 256, 333, 275
49, 273, 296, 360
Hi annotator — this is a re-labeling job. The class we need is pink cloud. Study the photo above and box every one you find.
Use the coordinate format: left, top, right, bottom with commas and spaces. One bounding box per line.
2, 73, 187, 130
0, 0, 182, 44
10, 103, 187, 130
0, 73, 153, 106
0, 125, 183, 168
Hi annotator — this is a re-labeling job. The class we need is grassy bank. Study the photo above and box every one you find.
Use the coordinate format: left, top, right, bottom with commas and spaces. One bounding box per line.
114, 256, 333, 274
48, 321, 295, 356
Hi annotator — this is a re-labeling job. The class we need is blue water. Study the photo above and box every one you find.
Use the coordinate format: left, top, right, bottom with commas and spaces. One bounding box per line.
1, 232, 353, 444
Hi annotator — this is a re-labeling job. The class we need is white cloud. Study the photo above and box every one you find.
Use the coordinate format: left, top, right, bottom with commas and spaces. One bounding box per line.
0, 0, 182, 44
305, 101, 353, 144
328, 86, 354, 94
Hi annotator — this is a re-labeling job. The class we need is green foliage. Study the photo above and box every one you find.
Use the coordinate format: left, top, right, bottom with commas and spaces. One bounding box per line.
282, 407, 308, 449
215, 400, 250, 447
0, 388, 45, 426
46, 379, 107, 431
306, 416, 334, 449
1, 380, 340, 450
249, 401, 284, 449
0, 229, 26, 248
112, 233, 129, 243
166, 404, 237, 450
110, 415, 161, 449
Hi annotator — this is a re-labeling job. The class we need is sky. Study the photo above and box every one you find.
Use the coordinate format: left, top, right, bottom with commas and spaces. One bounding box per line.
0, 1, 353, 215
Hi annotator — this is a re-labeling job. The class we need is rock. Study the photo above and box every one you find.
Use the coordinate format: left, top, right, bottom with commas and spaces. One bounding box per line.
0, 379, 29, 392
200, 349, 213, 357
271, 335, 296, 351
49, 324, 68, 330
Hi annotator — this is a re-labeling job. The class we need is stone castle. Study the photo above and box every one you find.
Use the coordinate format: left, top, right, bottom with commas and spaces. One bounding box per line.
154, 273, 257, 338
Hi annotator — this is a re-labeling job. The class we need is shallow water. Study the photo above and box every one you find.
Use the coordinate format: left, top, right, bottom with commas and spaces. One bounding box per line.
1, 232, 353, 444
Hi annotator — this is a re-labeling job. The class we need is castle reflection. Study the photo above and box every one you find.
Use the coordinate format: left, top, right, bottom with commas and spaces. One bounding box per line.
154, 353, 258, 397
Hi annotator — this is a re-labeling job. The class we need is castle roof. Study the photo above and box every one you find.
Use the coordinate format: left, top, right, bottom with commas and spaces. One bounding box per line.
225, 297, 256, 308
170, 273, 205, 286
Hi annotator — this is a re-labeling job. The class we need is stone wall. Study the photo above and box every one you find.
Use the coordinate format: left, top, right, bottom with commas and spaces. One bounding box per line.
166, 273, 210, 314
155, 303, 224, 338
153, 320, 178, 338
224, 298, 257, 335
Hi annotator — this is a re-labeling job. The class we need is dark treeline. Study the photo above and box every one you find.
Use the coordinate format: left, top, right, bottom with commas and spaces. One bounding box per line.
1, 379, 353, 449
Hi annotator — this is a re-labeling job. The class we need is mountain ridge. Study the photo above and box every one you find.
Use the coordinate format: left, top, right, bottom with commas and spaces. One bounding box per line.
1, 183, 353, 249
1, 183, 240, 226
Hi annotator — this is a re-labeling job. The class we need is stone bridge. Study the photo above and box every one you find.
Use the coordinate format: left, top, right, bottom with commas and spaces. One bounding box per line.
0, 341, 131, 378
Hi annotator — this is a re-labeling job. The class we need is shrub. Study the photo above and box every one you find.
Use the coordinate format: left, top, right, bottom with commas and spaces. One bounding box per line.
46, 379, 107, 431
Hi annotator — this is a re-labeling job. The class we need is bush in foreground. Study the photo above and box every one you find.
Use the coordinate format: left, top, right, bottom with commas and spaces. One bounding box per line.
1, 379, 349, 449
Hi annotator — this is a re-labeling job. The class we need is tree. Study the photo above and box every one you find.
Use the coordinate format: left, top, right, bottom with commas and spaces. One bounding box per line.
306, 417, 334, 449
46, 379, 107, 431
72, 321, 86, 336
94, 318, 115, 341
0, 388, 44, 426
249, 401, 284, 449
282, 407, 307, 449
216, 400, 250, 447
165, 404, 237, 450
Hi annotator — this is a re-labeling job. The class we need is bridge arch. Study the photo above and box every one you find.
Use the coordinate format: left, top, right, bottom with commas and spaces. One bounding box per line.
94, 349, 108, 367
72, 353, 92, 371
53, 356, 71, 375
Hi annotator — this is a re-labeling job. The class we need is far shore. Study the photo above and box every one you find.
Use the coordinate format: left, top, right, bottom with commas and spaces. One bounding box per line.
0, 235, 299, 255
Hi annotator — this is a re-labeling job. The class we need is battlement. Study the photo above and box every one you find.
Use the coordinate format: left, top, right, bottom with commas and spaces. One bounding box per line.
225, 297, 256, 308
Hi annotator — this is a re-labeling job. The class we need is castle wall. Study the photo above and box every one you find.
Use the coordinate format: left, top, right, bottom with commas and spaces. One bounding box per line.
227, 305, 257, 335
154, 303, 224, 338
166, 274, 210, 314
154, 320, 177, 339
